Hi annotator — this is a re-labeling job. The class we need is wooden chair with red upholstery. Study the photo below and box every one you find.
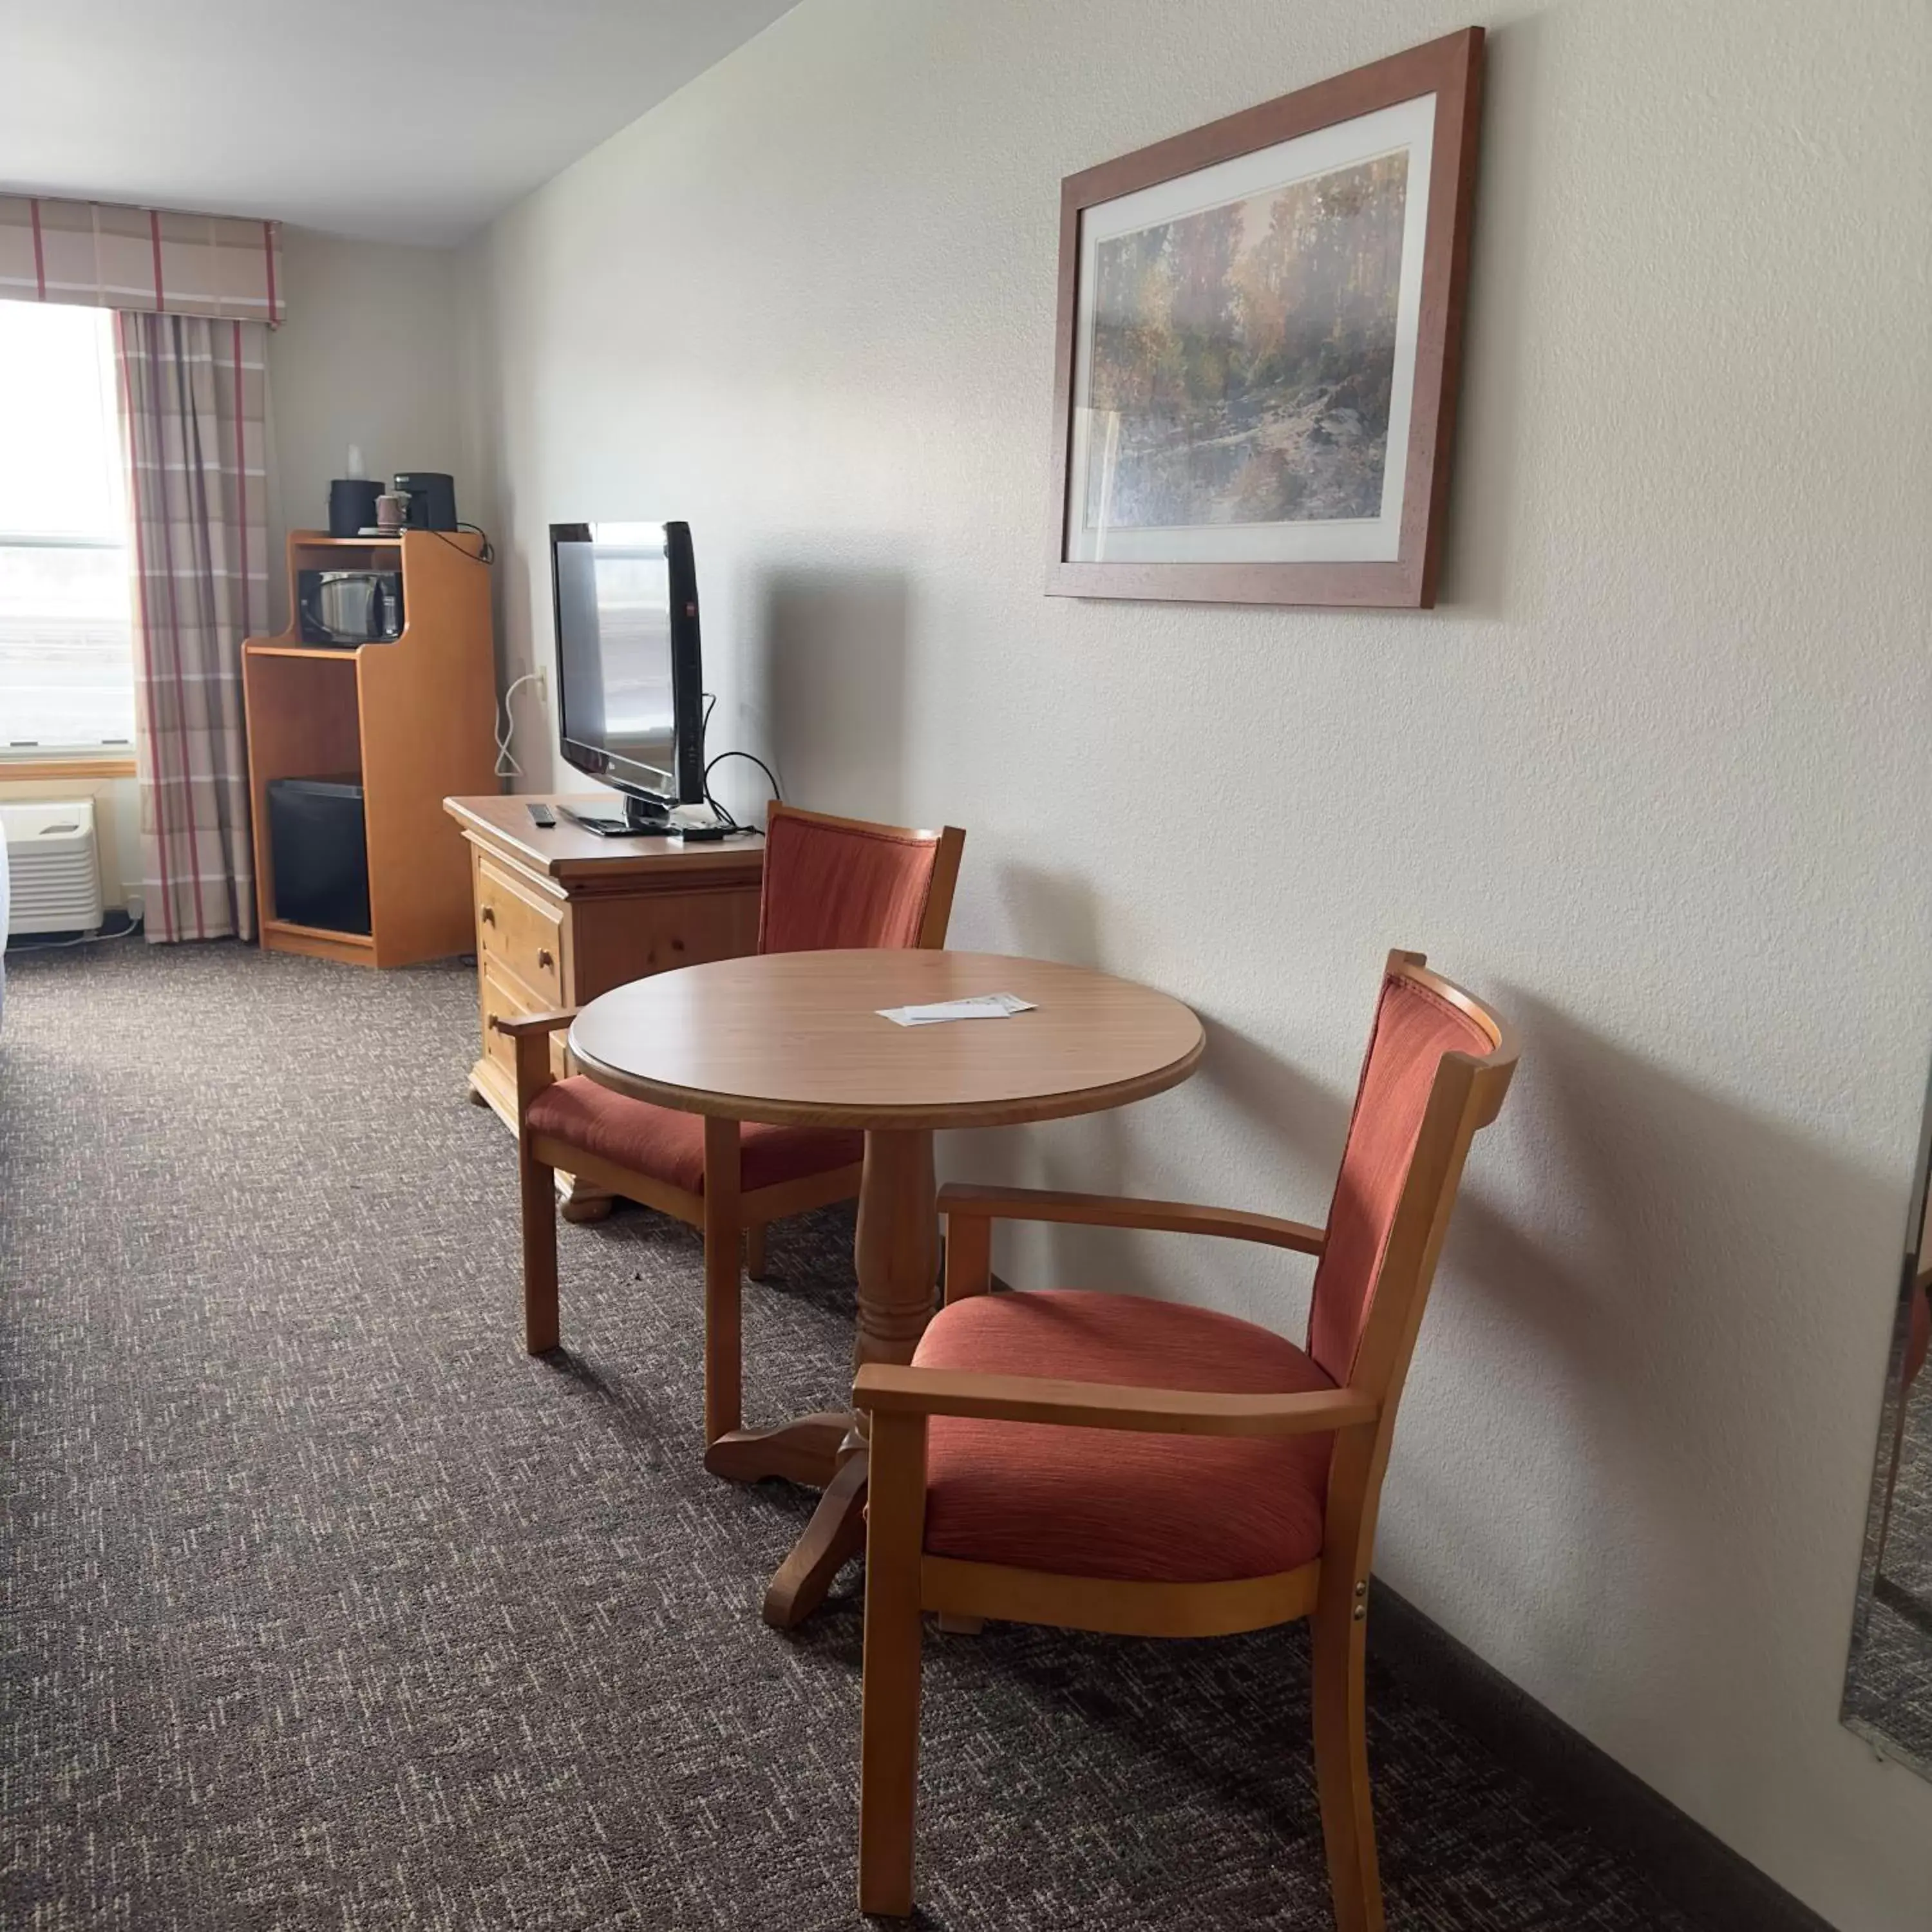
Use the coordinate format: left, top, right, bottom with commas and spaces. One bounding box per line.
491, 803, 964, 1462
851, 949, 1517, 1930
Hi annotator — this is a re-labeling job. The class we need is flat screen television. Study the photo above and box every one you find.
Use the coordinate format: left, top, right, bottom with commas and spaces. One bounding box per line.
549, 520, 706, 826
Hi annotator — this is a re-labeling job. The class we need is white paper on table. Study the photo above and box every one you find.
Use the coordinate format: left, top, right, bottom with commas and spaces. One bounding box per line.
876, 992, 1038, 1028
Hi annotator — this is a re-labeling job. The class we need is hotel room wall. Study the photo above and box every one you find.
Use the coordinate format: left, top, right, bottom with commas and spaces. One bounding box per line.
265, 229, 471, 634
452, 0, 1932, 1924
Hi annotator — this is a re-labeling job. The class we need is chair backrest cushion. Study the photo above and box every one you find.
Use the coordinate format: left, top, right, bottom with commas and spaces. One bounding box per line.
1307, 972, 1494, 1383
757, 811, 945, 954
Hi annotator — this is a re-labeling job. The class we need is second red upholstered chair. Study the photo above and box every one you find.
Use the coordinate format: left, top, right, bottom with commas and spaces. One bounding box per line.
492, 804, 965, 1454
850, 951, 1517, 1931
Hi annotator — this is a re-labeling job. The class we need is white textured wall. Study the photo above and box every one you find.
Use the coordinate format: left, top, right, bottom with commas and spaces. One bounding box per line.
267, 229, 470, 628
455, 1, 1932, 1923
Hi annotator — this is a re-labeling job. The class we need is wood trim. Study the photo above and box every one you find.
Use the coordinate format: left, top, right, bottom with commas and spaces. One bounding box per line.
859, 1409, 930, 1917
856, 1363, 1377, 1438
915, 825, 965, 949
0, 755, 136, 781
256, 918, 376, 966
937, 1182, 1326, 1255
569, 1035, 1207, 1133
703, 1114, 743, 1441
489, 1009, 577, 1039
942, 1211, 994, 1305
507, 1020, 562, 1352
922, 1554, 1321, 1640
762, 800, 954, 845
244, 644, 368, 662
1043, 28, 1484, 609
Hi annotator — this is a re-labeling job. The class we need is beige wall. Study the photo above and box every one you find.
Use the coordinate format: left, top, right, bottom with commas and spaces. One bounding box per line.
455, 1, 1932, 1924
267, 229, 470, 629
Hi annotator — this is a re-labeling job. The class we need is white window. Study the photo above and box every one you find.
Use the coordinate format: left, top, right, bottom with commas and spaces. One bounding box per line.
0, 301, 135, 757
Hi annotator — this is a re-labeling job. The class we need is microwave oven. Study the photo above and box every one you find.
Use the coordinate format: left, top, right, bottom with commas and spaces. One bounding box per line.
297, 569, 404, 647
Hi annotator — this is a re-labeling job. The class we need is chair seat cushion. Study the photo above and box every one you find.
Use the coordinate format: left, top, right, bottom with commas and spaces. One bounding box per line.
526, 1077, 862, 1195
914, 1290, 1338, 1586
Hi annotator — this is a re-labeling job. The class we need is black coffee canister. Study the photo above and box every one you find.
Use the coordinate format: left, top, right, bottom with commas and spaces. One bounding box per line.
328, 478, 381, 538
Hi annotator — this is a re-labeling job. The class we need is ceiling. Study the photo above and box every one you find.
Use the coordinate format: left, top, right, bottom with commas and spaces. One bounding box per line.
0, 0, 799, 246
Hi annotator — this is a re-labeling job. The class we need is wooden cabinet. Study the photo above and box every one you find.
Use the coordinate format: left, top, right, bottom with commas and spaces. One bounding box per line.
244, 530, 496, 967
444, 793, 764, 1132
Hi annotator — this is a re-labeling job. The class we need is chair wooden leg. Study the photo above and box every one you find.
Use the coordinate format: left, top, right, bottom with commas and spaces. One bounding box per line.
942, 1212, 992, 1304
1311, 1593, 1383, 1932
745, 1220, 769, 1280
858, 1410, 928, 1917
518, 1141, 560, 1355
703, 1115, 743, 1443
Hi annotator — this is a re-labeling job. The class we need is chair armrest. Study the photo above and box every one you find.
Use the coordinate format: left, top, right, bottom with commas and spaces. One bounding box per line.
936, 1183, 1325, 1256
489, 1009, 578, 1039
855, 1363, 1374, 1439
490, 1009, 574, 1121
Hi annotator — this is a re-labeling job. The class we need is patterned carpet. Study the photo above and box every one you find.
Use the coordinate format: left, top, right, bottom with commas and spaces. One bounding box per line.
1844, 1361, 1932, 1772
1, 942, 1705, 1931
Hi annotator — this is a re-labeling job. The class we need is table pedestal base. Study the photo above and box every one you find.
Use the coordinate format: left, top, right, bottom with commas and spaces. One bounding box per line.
762, 1452, 871, 1629
706, 1416, 871, 1630
704, 1126, 938, 1629
704, 1411, 855, 1488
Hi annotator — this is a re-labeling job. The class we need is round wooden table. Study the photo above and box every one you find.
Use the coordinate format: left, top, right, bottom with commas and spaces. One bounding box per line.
569, 948, 1206, 1627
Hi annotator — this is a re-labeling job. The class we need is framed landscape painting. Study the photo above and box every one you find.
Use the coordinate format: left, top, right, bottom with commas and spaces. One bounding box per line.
1045, 29, 1484, 607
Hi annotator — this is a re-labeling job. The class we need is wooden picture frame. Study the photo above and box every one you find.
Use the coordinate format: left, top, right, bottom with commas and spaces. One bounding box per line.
1045, 28, 1484, 609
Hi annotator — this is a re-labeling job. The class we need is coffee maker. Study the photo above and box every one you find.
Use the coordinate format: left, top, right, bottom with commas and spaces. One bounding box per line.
393, 472, 457, 531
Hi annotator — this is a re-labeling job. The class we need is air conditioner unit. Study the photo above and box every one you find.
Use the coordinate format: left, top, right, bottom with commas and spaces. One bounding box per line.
1, 799, 105, 936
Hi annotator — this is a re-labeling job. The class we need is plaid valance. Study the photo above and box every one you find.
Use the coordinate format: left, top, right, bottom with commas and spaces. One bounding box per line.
0, 196, 282, 327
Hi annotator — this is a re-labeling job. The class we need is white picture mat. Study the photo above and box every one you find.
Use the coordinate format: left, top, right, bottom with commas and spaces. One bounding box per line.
1066, 92, 1437, 566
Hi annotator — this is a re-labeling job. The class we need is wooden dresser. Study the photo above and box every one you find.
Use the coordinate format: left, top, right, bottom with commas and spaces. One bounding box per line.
442, 795, 764, 1185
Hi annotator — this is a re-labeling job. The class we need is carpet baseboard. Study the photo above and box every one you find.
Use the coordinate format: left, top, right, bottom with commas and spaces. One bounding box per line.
1368, 1583, 1835, 1932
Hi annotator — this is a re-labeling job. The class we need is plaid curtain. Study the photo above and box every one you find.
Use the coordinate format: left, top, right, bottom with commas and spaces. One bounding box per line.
115, 312, 269, 943
0, 196, 281, 325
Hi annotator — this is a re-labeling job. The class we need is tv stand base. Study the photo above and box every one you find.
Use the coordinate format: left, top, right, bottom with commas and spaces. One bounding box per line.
556, 803, 675, 838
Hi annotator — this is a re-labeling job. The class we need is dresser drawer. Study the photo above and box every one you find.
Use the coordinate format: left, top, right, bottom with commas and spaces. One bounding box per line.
480, 965, 573, 1088
475, 857, 565, 1003
479, 964, 527, 1084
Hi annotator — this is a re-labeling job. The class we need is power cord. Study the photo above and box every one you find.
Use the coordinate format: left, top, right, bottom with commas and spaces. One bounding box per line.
705, 750, 782, 822
496, 671, 543, 779
696, 690, 782, 830
426, 522, 496, 565
8, 914, 144, 952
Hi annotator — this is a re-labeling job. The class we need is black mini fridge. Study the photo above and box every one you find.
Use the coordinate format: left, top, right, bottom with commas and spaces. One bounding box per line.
267, 777, 370, 935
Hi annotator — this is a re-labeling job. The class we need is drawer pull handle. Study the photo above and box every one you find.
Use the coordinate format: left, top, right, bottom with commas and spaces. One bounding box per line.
480, 904, 497, 925
537, 947, 554, 971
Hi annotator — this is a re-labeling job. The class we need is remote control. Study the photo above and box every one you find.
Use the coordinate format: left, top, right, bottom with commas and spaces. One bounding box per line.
527, 802, 557, 828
